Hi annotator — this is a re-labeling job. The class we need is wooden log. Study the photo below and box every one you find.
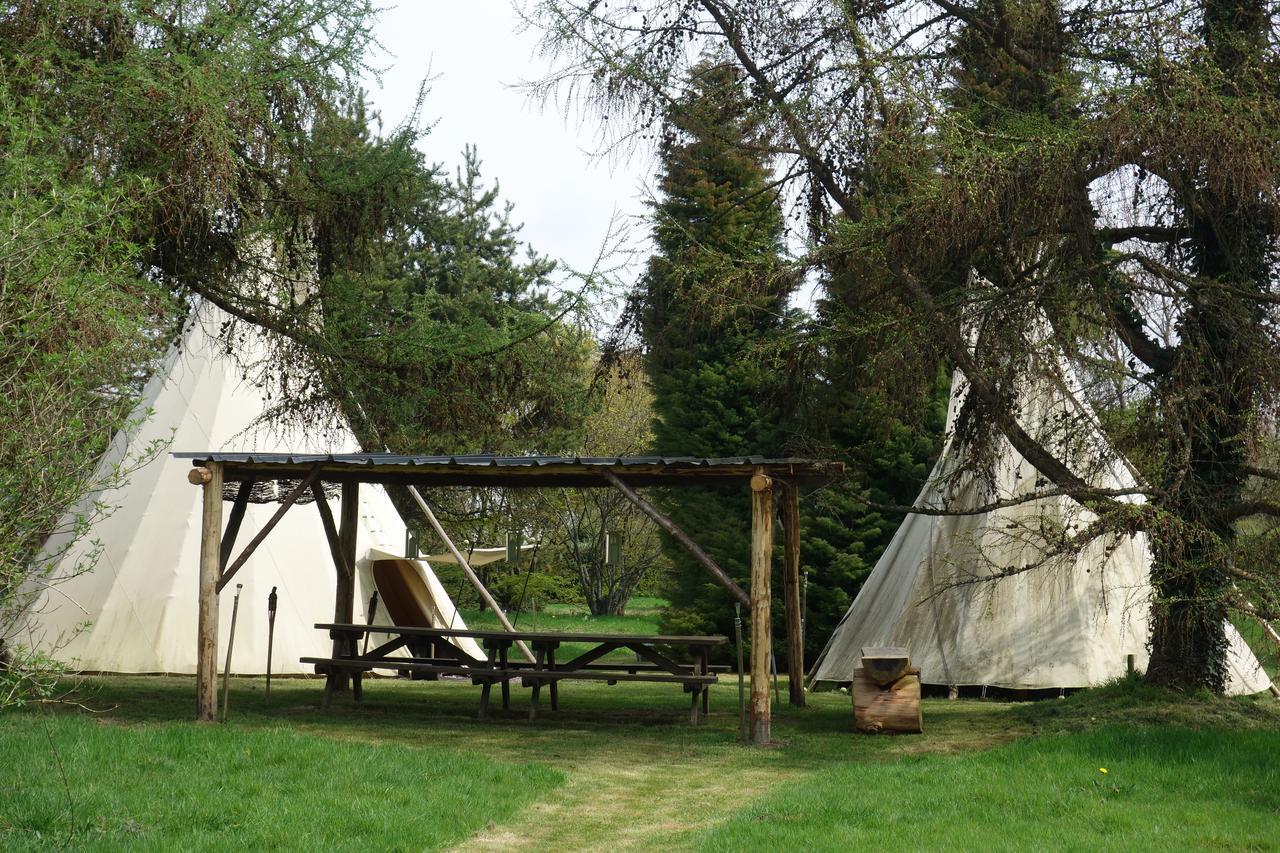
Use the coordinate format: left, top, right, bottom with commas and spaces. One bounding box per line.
852, 667, 922, 734
749, 467, 773, 745
406, 485, 536, 663
219, 481, 252, 570
782, 483, 804, 708
601, 469, 750, 608
217, 463, 322, 591
860, 646, 911, 686
334, 482, 359, 691
188, 466, 213, 485
196, 461, 223, 722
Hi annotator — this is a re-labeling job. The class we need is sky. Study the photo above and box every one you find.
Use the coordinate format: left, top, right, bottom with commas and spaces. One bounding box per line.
361, 3, 655, 294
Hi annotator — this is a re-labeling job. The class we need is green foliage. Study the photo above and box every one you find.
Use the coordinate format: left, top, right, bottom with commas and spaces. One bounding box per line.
640, 65, 793, 642
293, 102, 596, 454
797, 379, 950, 660
0, 74, 173, 703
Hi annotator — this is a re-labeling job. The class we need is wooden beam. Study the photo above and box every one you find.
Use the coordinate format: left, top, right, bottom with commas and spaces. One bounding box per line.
196, 461, 223, 722
313, 483, 352, 579
334, 482, 359, 691
600, 469, 750, 608
782, 482, 804, 708
219, 481, 252, 570
750, 468, 773, 745
217, 463, 322, 592
406, 485, 536, 663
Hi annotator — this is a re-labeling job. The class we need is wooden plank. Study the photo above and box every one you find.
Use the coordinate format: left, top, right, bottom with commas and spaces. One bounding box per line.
601, 469, 750, 608
217, 462, 323, 592
299, 658, 719, 684
782, 483, 804, 708
219, 481, 252, 570
196, 461, 223, 722
314, 623, 729, 646
749, 467, 773, 745
860, 646, 911, 686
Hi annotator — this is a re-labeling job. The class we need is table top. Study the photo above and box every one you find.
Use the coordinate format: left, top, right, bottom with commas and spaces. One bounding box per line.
317, 623, 728, 646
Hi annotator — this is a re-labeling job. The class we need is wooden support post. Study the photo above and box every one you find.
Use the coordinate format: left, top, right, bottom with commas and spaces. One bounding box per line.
601, 469, 750, 608
336, 482, 358, 691
782, 483, 804, 708
749, 468, 773, 745
196, 462, 223, 722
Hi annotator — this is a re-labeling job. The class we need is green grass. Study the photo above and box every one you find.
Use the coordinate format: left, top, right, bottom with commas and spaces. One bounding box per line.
698, 726, 1280, 851
0, 711, 557, 851
5, 605, 1279, 851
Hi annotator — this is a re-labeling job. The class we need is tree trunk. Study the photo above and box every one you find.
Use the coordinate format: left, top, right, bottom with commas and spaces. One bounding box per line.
1146, 545, 1231, 692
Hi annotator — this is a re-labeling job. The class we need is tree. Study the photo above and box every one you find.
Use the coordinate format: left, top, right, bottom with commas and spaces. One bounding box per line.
530, 0, 1280, 691
0, 0, 379, 704
636, 64, 795, 640
533, 355, 671, 615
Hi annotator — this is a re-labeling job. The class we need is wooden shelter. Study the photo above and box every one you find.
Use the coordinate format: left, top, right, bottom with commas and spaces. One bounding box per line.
177, 453, 842, 743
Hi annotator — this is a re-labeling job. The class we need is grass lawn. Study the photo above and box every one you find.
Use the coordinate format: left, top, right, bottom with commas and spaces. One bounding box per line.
4, 603, 1279, 851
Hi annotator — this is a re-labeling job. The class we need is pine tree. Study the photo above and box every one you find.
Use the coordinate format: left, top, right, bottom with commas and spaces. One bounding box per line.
642, 64, 793, 641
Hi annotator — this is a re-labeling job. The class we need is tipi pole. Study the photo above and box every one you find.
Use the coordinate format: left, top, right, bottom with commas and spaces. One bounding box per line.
406, 485, 535, 663
266, 586, 278, 700
221, 583, 243, 722
192, 462, 223, 722
782, 483, 804, 707
749, 467, 773, 745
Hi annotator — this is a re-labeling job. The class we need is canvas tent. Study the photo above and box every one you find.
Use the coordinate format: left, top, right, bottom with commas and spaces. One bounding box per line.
20, 302, 482, 673
810, 358, 1275, 696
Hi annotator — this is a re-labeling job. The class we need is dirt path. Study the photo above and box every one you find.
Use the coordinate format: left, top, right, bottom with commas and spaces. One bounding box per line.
453, 749, 799, 853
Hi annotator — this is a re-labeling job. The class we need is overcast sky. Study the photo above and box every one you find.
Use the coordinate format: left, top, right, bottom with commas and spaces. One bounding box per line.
361, 3, 654, 294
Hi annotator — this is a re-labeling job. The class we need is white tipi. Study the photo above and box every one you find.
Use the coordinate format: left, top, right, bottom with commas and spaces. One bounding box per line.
810, 354, 1275, 696
20, 302, 482, 674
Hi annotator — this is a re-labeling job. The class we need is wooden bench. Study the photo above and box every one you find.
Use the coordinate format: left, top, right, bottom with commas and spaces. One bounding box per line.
308, 623, 728, 722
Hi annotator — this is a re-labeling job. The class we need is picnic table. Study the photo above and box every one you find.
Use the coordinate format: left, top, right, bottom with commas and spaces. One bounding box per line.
303, 623, 728, 722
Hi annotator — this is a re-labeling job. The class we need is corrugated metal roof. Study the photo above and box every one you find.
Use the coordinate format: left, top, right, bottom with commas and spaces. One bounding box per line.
172, 453, 843, 488
173, 452, 813, 468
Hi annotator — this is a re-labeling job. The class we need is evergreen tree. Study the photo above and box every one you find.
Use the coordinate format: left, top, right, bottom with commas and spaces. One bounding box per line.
642, 64, 793, 641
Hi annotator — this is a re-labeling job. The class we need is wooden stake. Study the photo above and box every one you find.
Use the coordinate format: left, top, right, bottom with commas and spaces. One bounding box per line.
782, 483, 804, 707
749, 467, 773, 745
406, 485, 535, 663
221, 583, 243, 722
266, 586, 277, 700
601, 469, 749, 608
196, 461, 223, 722
735, 603, 746, 742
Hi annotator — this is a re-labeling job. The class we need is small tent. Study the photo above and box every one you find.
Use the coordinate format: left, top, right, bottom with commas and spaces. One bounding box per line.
20, 302, 483, 673
810, 356, 1275, 695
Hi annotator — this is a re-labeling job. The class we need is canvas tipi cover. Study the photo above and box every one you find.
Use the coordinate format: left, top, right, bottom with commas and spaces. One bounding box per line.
810, 360, 1274, 696
21, 302, 482, 673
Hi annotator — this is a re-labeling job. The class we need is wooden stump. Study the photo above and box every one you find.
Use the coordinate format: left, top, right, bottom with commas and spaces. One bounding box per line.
852, 666, 922, 734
